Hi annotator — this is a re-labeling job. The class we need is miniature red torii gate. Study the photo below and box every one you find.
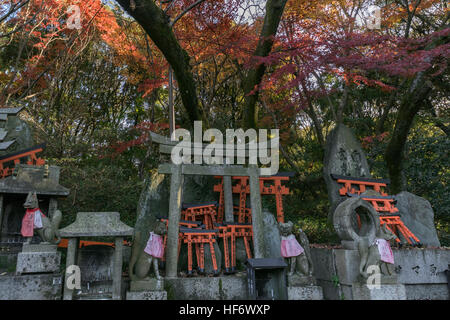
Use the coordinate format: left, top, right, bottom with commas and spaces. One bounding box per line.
182, 202, 218, 230
332, 174, 420, 245
214, 172, 293, 224
0, 144, 46, 178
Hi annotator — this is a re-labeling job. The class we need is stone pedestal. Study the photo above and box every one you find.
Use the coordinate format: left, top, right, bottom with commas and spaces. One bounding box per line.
288, 274, 316, 286
287, 274, 323, 300
352, 283, 407, 300
126, 291, 167, 300
16, 243, 61, 274
126, 279, 167, 300
288, 286, 324, 300
165, 275, 248, 300
0, 273, 63, 300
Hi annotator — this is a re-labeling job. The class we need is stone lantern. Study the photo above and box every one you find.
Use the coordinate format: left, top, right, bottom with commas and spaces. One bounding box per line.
59, 212, 133, 300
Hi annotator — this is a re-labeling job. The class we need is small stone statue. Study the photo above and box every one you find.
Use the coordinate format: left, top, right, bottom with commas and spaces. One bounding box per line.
351, 150, 367, 177
338, 148, 349, 176
129, 220, 166, 281
21, 191, 61, 244
279, 221, 314, 277
358, 223, 397, 279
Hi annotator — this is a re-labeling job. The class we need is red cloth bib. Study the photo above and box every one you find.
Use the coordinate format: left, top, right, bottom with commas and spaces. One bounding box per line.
144, 232, 164, 259
376, 239, 394, 264
281, 235, 305, 258
21, 210, 35, 237
21, 208, 46, 237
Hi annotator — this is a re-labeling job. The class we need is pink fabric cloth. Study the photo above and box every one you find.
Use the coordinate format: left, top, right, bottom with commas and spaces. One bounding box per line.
21, 210, 35, 237
21, 208, 46, 237
281, 235, 304, 258
376, 239, 394, 264
144, 232, 164, 259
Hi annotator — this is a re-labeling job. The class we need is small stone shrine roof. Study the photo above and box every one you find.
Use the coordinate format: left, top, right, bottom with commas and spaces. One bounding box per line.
59, 212, 134, 237
0, 164, 69, 196
0, 107, 24, 115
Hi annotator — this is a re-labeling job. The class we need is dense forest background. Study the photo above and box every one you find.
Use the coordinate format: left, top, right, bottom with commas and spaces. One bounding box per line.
0, 0, 448, 244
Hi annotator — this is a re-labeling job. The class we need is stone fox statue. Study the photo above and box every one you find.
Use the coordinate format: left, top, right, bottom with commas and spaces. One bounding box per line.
358, 224, 397, 279
21, 191, 61, 244
279, 221, 314, 277
129, 220, 167, 281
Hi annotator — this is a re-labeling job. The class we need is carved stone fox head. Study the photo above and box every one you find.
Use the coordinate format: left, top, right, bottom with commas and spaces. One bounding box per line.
377, 224, 397, 242
278, 221, 294, 237
154, 220, 167, 236
23, 191, 39, 209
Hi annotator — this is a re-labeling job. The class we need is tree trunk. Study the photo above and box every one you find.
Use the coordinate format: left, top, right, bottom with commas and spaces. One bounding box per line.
384, 28, 448, 193
384, 72, 432, 193
116, 0, 202, 125
242, 0, 288, 129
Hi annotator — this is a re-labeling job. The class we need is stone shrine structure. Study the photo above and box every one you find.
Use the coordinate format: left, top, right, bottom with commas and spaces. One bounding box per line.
323, 124, 371, 222
323, 124, 440, 247
0, 165, 69, 245
59, 212, 133, 300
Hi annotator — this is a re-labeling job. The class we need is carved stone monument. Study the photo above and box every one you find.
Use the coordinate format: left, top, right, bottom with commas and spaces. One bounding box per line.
323, 124, 371, 222
333, 195, 406, 300
395, 191, 440, 247
323, 124, 440, 247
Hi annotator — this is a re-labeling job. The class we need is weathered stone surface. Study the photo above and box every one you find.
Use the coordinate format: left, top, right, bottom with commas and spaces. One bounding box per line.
59, 212, 133, 237
333, 196, 379, 248
131, 171, 218, 276
333, 249, 360, 285
203, 241, 222, 274
323, 124, 371, 221
77, 245, 114, 283
315, 279, 348, 300
234, 237, 249, 268
0, 273, 62, 300
395, 192, 440, 247
249, 166, 265, 258
0, 165, 69, 196
130, 279, 165, 291
183, 175, 217, 204
393, 248, 449, 284
404, 284, 449, 300
126, 290, 167, 300
314, 248, 399, 287
165, 275, 248, 300
22, 243, 57, 253
288, 275, 316, 286
0, 251, 18, 271
262, 209, 281, 258
131, 172, 170, 276
351, 283, 407, 300
16, 244, 61, 274
311, 247, 450, 300
287, 286, 323, 300
0, 108, 33, 156
310, 248, 338, 282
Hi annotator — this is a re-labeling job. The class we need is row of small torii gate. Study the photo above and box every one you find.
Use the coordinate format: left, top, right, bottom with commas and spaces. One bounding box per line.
0, 134, 420, 277
148, 132, 420, 277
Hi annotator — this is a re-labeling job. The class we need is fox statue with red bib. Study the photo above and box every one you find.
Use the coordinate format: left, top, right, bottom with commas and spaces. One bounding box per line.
21, 191, 61, 244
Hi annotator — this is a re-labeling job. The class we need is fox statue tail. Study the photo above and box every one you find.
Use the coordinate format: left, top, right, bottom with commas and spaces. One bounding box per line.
51, 210, 62, 244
